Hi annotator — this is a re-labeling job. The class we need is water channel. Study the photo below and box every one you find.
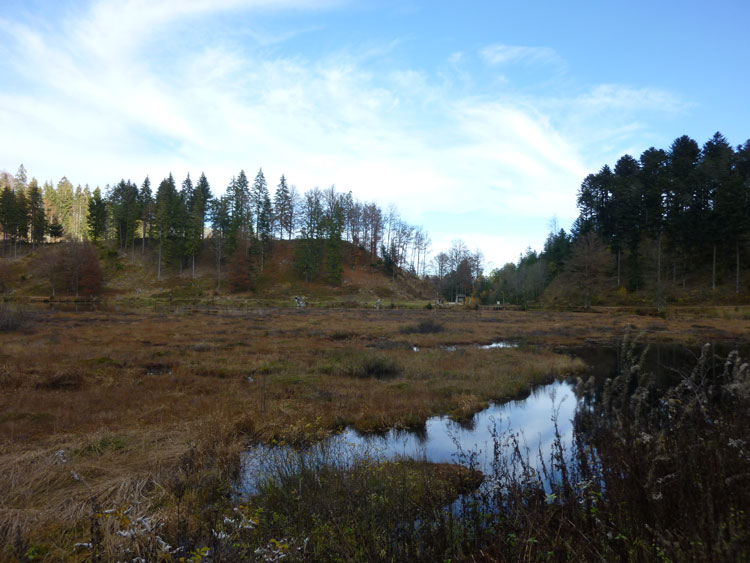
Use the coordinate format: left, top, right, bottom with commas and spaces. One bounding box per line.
240, 340, 750, 495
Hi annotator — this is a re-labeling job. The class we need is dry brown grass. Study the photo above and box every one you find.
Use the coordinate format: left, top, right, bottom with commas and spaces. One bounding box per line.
1, 305, 748, 558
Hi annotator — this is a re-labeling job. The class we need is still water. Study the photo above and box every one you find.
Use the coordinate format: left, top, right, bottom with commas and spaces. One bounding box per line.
241, 380, 576, 493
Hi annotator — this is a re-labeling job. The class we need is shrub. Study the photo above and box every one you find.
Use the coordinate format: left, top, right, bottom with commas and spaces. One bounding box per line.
330, 352, 401, 379
36, 370, 85, 390
400, 318, 444, 334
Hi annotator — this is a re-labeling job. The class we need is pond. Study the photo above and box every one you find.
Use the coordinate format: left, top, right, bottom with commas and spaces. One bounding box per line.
241, 380, 576, 494
241, 340, 749, 495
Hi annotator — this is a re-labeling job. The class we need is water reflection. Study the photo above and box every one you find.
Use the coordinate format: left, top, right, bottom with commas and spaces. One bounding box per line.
241, 380, 576, 493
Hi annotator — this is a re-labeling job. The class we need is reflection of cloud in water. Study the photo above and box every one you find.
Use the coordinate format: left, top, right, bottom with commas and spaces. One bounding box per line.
241, 380, 577, 494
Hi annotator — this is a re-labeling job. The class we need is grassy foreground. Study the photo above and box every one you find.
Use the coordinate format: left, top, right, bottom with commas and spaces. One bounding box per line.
1, 305, 748, 560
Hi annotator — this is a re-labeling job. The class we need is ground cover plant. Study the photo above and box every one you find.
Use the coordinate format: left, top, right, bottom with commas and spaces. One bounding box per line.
1, 305, 749, 560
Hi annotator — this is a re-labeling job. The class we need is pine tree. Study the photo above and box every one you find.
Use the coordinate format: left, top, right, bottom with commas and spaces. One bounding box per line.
227, 171, 252, 255
55, 177, 75, 239
87, 188, 108, 242
14, 189, 30, 255
251, 168, 269, 237
14, 164, 27, 190
138, 177, 153, 254
209, 195, 231, 290
154, 174, 179, 280
110, 179, 139, 252
28, 179, 46, 248
185, 188, 204, 277
666, 135, 700, 283
294, 188, 324, 282
195, 173, 212, 238
699, 132, 734, 290
0, 186, 17, 256
257, 192, 273, 271
274, 174, 293, 239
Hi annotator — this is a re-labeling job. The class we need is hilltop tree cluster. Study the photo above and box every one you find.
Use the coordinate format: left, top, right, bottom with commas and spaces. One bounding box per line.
0, 165, 431, 291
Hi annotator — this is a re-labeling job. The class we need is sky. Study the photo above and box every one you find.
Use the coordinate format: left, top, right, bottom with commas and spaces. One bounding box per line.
1, 0, 749, 269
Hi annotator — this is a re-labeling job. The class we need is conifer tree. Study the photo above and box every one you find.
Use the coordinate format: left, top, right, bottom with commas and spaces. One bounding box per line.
110, 179, 139, 252
195, 173, 212, 238
154, 174, 179, 280
209, 195, 231, 290
185, 188, 204, 277
14, 164, 27, 190
274, 174, 293, 239
227, 171, 252, 255
294, 188, 324, 282
28, 179, 46, 248
14, 189, 29, 255
0, 186, 17, 256
251, 168, 269, 237
87, 188, 108, 242
138, 177, 153, 253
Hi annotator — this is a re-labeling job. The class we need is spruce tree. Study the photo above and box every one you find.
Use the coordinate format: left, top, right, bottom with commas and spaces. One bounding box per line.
274, 174, 292, 239
251, 168, 269, 237
138, 177, 153, 253
209, 195, 231, 290
87, 188, 107, 242
154, 174, 179, 280
28, 179, 46, 248
14, 189, 30, 255
195, 173, 212, 238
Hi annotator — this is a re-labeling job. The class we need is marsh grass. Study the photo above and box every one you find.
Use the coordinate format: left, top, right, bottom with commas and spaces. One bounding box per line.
2, 306, 745, 559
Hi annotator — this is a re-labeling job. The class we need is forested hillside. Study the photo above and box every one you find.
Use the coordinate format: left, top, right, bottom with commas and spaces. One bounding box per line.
470, 132, 750, 308
0, 166, 431, 298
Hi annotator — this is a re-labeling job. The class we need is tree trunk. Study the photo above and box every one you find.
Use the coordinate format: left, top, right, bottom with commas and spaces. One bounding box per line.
157, 241, 162, 281
656, 234, 661, 285
616, 249, 621, 288
712, 244, 716, 291
737, 241, 741, 294
216, 251, 221, 290
142, 222, 146, 254
192, 252, 195, 278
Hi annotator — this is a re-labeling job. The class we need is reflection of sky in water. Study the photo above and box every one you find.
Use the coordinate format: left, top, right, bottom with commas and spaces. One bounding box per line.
241, 381, 576, 492
336, 380, 575, 475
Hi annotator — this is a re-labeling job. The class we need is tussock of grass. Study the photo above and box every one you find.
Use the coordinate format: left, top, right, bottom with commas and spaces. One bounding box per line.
34, 370, 85, 391
344, 353, 400, 379
400, 318, 444, 334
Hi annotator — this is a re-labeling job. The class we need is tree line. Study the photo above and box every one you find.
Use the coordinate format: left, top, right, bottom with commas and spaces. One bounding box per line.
575, 132, 750, 293
471, 131, 750, 308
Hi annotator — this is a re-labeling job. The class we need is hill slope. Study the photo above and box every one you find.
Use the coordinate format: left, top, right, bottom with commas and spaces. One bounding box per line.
0, 239, 432, 303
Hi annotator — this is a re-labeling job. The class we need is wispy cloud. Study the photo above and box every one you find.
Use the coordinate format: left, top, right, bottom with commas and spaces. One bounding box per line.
0, 1, 691, 267
480, 44, 562, 67
577, 84, 692, 114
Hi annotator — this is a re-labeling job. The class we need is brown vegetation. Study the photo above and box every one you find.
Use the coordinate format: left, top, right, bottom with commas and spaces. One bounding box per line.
0, 305, 748, 559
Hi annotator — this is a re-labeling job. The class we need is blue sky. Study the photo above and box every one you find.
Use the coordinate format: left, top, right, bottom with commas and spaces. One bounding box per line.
1, 0, 748, 269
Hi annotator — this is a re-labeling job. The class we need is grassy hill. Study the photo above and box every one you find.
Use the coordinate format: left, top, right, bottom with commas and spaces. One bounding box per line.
0, 239, 433, 304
